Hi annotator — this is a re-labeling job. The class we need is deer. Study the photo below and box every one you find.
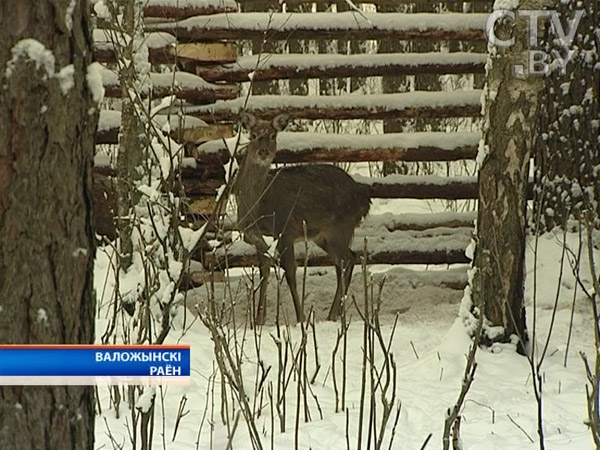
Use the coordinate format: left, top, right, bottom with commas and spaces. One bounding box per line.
234, 112, 371, 325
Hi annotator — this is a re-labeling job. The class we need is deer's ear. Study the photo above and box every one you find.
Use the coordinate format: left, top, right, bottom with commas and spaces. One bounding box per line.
272, 113, 290, 131
240, 112, 256, 129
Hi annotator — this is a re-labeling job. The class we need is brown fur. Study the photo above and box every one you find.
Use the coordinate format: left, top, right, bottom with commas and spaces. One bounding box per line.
235, 113, 371, 324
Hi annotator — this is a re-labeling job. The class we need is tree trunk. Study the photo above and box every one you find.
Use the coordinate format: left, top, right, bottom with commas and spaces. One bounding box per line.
533, 0, 599, 231
0, 1, 97, 449
117, 0, 146, 269
472, 0, 545, 352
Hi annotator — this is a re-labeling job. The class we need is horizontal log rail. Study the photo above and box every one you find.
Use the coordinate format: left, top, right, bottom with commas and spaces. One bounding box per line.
203, 247, 470, 267
200, 230, 472, 267
101, 68, 239, 104
93, 30, 237, 64
200, 211, 477, 233
356, 175, 479, 199
182, 174, 480, 199
147, 12, 489, 41
196, 52, 487, 83
96, 110, 232, 146
144, 0, 237, 19
185, 90, 484, 122
185, 266, 469, 290
237, 0, 491, 5
195, 131, 480, 164
362, 211, 476, 231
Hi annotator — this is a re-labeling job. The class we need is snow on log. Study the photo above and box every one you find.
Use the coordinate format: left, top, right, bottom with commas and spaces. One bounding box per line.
93, 30, 237, 64
354, 174, 479, 199
195, 52, 487, 83
237, 0, 490, 6
96, 110, 232, 145
194, 131, 480, 164
147, 12, 489, 41
362, 211, 476, 231
203, 211, 476, 233
100, 67, 239, 104
368, 266, 468, 290
185, 90, 484, 121
144, 0, 237, 19
201, 227, 471, 267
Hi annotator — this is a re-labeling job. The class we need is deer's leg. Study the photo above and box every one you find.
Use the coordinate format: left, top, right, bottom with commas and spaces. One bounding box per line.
255, 251, 271, 325
321, 235, 355, 321
278, 237, 306, 323
245, 231, 271, 325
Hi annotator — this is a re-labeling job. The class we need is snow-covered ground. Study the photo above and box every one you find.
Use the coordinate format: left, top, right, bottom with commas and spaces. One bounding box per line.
95, 223, 598, 449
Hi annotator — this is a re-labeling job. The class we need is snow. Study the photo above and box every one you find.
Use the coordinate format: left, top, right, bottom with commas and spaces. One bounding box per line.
145, 0, 237, 9
93, 29, 176, 51
36, 309, 48, 324
197, 131, 480, 155
98, 109, 208, 132
362, 211, 476, 230
494, 0, 520, 10
136, 386, 156, 414
354, 174, 477, 186
97, 110, 121, 132
6, 39, 55, 80
215, 225, 471, 261
149, 12, 489, 34
99, 66, 223, 91
87, 62, 105, 104
65, 0, 76, 31
56, 64, 75, 95
185, 90, 483, 115
212, 51, 488, 73
94, 228, 598, 449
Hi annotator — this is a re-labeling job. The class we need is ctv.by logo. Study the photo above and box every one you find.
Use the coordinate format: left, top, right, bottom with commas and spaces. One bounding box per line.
485, 9, 583, 76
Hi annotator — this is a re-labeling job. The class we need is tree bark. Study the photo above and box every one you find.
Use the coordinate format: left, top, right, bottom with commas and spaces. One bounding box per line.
0, 1, 97, 449
473, 0, 545, 351
533, 0, 599, 231
117, 0, 146, 268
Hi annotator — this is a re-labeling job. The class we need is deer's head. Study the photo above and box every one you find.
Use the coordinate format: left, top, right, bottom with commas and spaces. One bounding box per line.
240, 112, 290, 166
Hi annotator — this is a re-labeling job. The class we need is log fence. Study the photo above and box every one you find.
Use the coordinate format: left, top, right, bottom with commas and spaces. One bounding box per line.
93, 0, 494, 272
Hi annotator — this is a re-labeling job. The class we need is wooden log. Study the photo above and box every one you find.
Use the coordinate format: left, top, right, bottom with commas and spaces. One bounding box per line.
147, 12, 489, 42
355, 175, 479, 199
195, 131, 480, 164
200, 239, 471, 268
175, 42, 238, 64
186, 266, 468, 290
96, 110, 230, 146
185, 90, 483, 122
93, 30, 237, 64
203, 248, 470, 267
199, 211, 477, 233
144, 0, 238, 19
195, 52, 487, 83
356, 175, 535, 199
185, 197, 217, 216
182, 124, 234, 144
237, 0, 491, 6
180, 174, 481, 200
100, 68, 239, 104
365, 211, 477, 231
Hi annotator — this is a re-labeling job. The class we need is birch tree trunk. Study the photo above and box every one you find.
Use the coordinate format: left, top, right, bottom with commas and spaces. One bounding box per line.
473, 0, 546, 351
0, 1, 97, 448
117, 0, 146, 269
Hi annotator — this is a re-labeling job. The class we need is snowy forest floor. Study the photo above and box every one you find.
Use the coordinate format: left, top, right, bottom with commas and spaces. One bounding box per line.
95, 218, 599, 449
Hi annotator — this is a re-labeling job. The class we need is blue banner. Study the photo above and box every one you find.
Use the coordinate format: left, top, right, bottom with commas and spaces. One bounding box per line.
0, 345, 190, 378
